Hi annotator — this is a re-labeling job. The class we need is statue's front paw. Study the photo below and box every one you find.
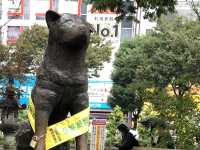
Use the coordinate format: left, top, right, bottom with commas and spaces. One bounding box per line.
35, 144, 45, 150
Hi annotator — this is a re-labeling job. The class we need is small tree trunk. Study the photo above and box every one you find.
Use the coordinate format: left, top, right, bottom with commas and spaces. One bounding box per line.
8, 76, 14, 85
127, 112, 132, 128
133, 116, 138, 129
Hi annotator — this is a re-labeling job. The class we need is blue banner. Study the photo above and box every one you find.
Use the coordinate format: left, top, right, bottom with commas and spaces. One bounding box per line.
0, 75, 112, 110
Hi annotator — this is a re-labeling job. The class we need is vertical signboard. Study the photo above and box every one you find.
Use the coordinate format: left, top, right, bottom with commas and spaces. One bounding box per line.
90, 119, 106, 150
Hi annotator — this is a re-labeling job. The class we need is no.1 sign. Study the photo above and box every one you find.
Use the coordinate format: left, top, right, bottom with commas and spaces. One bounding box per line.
96, 24, 119, 38
87, 13, 121, 45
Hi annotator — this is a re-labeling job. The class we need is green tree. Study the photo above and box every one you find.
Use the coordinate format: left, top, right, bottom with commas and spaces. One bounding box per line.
106, 105, 124, 148
0, 25, 47, 86
0, 44, 9, 80
86, 33, 112, 77
110, 34, 153, 127
0, 44, 31, 113
16, 25, 112, 77
15, 25, 48, 72
0, 25, 48, 106
111, 17, 200, 149
87, 0, 177, 21
0, 44, 28, 84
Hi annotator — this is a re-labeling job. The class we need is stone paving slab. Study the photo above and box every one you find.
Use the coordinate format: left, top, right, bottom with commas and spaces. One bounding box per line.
134, 148, 179, 150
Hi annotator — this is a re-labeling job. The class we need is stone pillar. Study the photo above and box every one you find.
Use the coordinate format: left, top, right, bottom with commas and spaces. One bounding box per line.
4, 133, 16, 150
0, 112, 18, 150
127, 112, 132, 128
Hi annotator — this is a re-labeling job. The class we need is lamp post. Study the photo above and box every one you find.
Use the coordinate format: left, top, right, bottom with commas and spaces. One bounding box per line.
132, 108, 139, 129
0, 83, 26, 149
169, 129, 177, 149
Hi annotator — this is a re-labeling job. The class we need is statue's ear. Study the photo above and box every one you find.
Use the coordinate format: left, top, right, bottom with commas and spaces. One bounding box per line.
87, 23, 96, 33
46, 10, 61, 28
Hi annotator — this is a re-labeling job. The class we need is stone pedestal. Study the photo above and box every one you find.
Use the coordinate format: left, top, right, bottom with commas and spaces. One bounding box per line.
4, 133, 16, 150
0, 112, 18, 150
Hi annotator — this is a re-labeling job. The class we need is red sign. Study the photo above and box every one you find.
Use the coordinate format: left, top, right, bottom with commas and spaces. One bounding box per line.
92, 119, 106, 125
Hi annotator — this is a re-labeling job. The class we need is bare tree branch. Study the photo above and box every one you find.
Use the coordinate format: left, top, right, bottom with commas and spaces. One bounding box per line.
0, 0, 22, 30
188, 0, 200, 21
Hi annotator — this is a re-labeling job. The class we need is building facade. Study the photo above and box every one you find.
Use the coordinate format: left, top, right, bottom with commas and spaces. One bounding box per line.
176, 0, 197, 18
0, 0, 157, 80
0, 0, 156, 45
0, 0, 197, 44
0, 0, 197, 117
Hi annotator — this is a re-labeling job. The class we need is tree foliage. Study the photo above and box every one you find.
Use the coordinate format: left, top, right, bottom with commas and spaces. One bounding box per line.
86, 33, 112, 77
106, 105, 124, 147
0, 45, 10, 81
15, 25, 112, 77
88, 0, 177, 21
15, 25, 48, 72
0, 44, 28, 83
111, 16, 200, 149
0, 25, 48, 102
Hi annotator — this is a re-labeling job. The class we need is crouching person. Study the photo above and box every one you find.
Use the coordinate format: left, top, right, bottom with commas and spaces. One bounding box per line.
116, 124, 139, 150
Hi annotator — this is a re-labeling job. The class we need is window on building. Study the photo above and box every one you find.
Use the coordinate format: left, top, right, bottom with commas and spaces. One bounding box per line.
0, 31, 2, 43
121, 19, 133, 28
120, 18, 133, 42
7, 26, 22, 44
81, 2, 87, 20
36, 16, 45, 20
24, 0, 30, 19
121, 29, 132, 41
7, 0, 30, 19
81, 2, 87, 13
146, 29, 153, 34
7, 0, 24, 19
35, 0, 52, 20
0, 0, 2, 19
52, 0, 59, 12
8, 16, 22, 19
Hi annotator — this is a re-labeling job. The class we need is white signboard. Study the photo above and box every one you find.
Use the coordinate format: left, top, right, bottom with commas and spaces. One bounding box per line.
87, 6, 121, 80
87, 8, 121, 46
88, 80, 112, 109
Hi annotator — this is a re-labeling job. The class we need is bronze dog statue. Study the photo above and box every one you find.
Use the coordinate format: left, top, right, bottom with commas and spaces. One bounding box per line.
30, 10, 94, 150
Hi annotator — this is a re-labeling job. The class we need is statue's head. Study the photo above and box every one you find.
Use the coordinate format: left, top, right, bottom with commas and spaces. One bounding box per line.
45, 10, 95, 49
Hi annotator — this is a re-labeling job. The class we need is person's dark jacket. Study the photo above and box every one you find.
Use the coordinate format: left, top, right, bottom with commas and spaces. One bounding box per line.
117, 124, 139, 150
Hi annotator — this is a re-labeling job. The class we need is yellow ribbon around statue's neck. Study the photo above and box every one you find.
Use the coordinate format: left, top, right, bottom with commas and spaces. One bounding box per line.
27, 97, 90, 150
